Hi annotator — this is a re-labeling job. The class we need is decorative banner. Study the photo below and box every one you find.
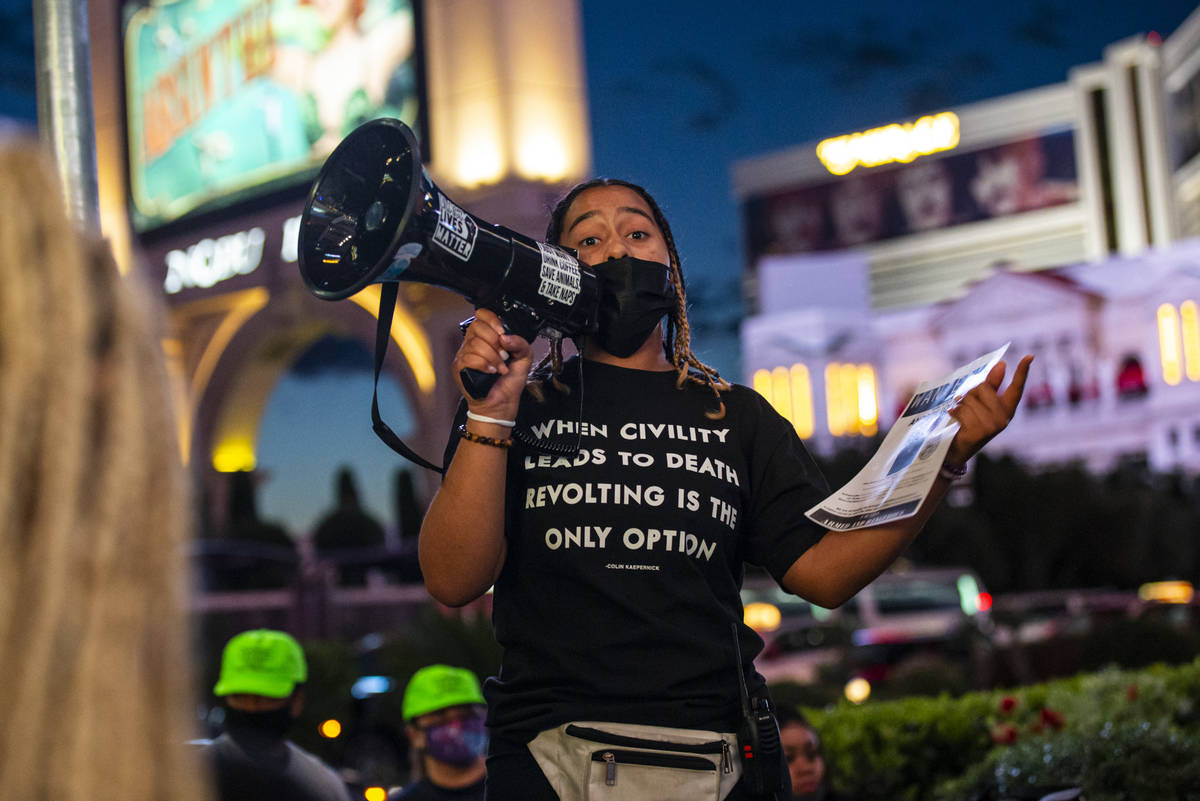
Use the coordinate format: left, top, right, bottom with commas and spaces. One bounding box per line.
123, 0, 423, 232
743, 129, 1079, 261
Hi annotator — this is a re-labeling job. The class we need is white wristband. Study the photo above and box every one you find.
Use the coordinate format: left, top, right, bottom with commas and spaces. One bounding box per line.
466, 410, 517, 428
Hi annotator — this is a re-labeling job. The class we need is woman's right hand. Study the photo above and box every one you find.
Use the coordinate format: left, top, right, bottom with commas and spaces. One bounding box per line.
453, 308, 533, 419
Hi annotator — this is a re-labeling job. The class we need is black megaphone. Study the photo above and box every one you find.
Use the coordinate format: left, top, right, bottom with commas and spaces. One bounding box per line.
297, 118, 598, 398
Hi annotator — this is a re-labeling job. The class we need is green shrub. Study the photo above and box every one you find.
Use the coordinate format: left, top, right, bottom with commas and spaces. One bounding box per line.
807, 693, 994, 801
936, 723, 1200, 801
798, 659, 1200, 801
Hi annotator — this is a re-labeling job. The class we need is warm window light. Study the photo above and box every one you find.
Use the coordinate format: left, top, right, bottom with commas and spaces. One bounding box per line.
825, 364, 847, 436
753, 369, 772, 399
516, 127, 570, 182
790, 365, 815, 438
456, 134, 505, 187
826, 363, 858, 436
856, 365, 878, 435
1182, 301, 1200, 382
771, 366, 792, 421
838, 364, 858, 433
826, 362, 878, 436
1158, 303, 1183, 386
212, 436, 256, 473
753, 365, 814, 438
816, 112, 960, 175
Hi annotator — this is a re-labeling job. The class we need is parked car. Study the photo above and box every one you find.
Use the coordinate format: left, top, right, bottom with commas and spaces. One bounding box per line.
989, 588, 1138, 647
741, 567, 993, 687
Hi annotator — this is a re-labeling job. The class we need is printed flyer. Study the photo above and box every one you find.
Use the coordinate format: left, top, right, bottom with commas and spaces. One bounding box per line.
806, 343, 1010, 531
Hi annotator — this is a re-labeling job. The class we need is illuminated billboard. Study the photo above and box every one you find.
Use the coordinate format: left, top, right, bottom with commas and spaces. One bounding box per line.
123, 0, 424, 233
743, 129, 1079, 259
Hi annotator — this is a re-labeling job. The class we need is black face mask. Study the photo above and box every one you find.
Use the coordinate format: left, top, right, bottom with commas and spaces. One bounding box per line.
222, 704, 295, 743
592, 256, 676, 358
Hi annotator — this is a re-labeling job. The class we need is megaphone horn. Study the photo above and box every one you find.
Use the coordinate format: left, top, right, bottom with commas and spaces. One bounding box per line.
298, 118, 598, 398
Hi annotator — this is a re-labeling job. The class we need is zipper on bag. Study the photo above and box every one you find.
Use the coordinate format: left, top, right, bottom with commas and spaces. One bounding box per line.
566, 724, 727, 756
591, 748, 718, 787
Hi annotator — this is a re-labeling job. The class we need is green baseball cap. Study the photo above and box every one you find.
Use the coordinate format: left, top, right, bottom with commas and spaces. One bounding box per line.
402, 665, 485, 721
213, 629, 307, 699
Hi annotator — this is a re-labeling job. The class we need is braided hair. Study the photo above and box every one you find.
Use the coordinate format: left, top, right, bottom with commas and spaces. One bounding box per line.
538, 178, 729, 419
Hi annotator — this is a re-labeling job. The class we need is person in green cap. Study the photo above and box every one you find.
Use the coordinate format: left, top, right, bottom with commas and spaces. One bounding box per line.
201, 629, 352, 801
389, 665, 488, 800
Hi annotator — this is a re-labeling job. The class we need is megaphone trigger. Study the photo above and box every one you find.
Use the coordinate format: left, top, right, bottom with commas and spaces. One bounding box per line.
457, 312, 517, 401
459, 366, 500, 401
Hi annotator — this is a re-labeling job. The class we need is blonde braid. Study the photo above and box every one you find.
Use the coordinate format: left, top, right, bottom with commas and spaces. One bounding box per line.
0, 141, 210, 801
526, 336, 571, 402
655, 214, 730, 420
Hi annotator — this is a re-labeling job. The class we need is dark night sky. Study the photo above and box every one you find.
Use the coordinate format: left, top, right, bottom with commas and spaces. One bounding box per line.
4, 0, 1197, 533
579, 0, 1200, 374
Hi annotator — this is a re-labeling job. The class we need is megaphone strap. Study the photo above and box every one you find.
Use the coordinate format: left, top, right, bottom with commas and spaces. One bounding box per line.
371, 282, 445, 474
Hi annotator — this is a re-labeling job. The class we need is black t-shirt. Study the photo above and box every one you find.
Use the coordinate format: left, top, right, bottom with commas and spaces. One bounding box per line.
450, 358, 828, 738
201, 733, 352, 801
389, 777, 486, 801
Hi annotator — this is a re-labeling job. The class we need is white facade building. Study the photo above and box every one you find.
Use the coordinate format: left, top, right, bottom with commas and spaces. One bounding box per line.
734, 7, 1200, 473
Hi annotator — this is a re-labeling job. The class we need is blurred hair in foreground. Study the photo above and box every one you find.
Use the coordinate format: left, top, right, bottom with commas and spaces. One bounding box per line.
0, 139, 210, 801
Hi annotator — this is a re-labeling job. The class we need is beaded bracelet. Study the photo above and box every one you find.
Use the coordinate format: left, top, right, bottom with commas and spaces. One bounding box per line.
938, 461, 968, 481
458, 424, 513, 449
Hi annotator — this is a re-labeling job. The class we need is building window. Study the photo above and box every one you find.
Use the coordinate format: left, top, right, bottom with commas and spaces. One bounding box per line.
824, 363, 878, 437
1116, 355, 1148, 399
1159, 303, 1182, 385
1157, 300, 1200, 385
1182, 301, 1200, 382
753, 364, 814, 438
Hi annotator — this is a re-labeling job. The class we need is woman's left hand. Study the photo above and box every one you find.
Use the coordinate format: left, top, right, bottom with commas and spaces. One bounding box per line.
944, 355, 1034, 466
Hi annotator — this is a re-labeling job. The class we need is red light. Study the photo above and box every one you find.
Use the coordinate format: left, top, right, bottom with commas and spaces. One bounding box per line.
978, 592, 993, 612
1148, 31, 1162, 46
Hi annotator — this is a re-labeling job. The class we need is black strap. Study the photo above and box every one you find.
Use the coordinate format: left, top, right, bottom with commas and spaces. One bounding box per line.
371, 282, 444, 474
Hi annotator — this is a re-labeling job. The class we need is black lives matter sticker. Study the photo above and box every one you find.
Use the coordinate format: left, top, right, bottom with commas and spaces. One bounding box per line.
433, 192, 478, 261
536, 242, 581, 305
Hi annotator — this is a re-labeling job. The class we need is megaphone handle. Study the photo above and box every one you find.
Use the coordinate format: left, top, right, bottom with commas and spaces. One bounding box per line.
458, 311, 522, 400
459, 366, 500, 400
458, 307, 538, 400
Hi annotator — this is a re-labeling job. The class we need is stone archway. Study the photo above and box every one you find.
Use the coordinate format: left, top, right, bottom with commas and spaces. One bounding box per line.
138, 195, 473, 533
